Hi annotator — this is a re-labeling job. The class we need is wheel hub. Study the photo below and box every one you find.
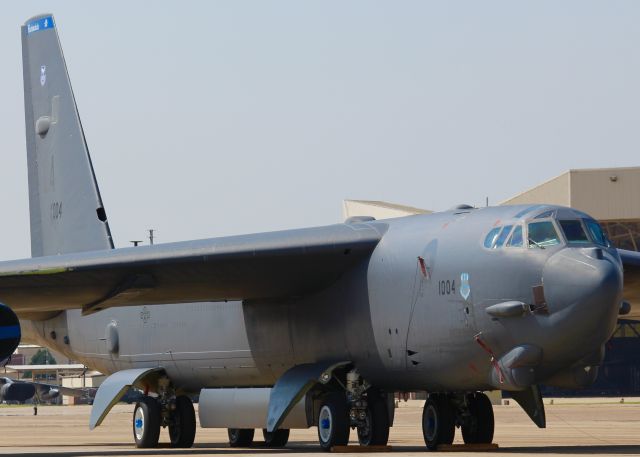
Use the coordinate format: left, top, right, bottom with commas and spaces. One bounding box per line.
134, 407, 145, 440
318, 406, 333, 442
425, 405, 437, 442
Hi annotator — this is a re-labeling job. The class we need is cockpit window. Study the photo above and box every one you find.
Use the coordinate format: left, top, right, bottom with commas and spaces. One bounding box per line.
585, 219, 609, 246
559, 220, 590, 243
528, 221, 560, 248
484, 227, 501, 248
494, 225, 513, 248
506, 225, 523, 247
535, 210, 555, 219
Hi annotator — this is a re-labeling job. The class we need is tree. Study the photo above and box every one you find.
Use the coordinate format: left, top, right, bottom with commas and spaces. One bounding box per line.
29, 349, 57, 366
23, 349, 58, 380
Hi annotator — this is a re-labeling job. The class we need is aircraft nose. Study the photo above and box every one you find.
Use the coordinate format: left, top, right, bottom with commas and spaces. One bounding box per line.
542, 247, 623, 349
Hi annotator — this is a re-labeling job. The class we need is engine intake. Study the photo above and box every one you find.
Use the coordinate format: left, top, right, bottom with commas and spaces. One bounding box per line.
0, 303, 20, 362
0, 380, 35, 402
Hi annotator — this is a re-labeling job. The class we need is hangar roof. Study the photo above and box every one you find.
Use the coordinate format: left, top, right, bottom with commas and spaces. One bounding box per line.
342, 200, 430, 221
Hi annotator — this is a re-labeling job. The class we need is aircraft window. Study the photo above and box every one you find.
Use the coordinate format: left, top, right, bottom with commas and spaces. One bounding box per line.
484, 227, 501, 248
585, 219, 609, 246
514, 205, 544, 218
528, 221, 560, 248
494, 225, 513, 248
559, 220, 590, 244
535, 210, 555, 219
506, 225, 523, 247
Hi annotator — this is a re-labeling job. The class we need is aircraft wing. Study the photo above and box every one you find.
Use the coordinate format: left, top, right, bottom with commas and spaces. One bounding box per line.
0, 223, 383, 316
32, 382, 94, 398
619, 249, 640, 318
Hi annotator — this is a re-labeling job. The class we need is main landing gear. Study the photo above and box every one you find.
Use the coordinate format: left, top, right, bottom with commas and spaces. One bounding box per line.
317, 393, 350, 450
132, 376, 196, 448
317, 369, 391, 451
422, 392, 494, 451
227, 428, 290, 448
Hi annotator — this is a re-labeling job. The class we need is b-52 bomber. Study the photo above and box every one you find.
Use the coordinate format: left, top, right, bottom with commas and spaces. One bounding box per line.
0, 14, 639, 451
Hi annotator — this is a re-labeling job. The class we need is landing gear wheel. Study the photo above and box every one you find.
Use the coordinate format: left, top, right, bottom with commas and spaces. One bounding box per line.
422, 395, 455, 451
262, 428, 290, 447
317, 393, 350, 451
228, 428, 254, 447
169, 395, 196, 448
357, 395, 390, 446
133, 396, 161, 448
461, 392, 494, 444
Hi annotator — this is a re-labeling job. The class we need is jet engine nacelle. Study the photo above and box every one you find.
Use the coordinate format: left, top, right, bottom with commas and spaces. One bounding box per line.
38, 387, 60, 402
0, 378, 36, 402
0, 302, 20, 363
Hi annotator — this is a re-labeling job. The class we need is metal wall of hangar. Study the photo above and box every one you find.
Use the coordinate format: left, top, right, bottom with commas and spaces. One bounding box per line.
501, 167, 640, 239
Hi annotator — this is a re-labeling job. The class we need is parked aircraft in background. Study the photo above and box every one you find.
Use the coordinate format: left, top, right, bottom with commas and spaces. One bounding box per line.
0, 14, 638, 451
0, 375, 91, 405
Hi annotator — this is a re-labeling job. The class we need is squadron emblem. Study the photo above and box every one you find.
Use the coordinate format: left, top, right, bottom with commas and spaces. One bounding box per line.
460, 272, 471, 300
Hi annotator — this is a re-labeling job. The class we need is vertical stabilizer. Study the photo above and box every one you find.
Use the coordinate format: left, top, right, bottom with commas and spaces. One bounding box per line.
21, 14, 113, 257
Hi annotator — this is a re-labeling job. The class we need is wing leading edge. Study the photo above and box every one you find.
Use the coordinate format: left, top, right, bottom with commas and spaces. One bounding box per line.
0, 223, 384, 316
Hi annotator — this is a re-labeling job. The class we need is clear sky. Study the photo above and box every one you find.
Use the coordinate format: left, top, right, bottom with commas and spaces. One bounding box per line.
0, 2, 638, 259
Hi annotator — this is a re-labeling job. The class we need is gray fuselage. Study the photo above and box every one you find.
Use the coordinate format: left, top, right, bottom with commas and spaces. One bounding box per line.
23, 204, 623, 394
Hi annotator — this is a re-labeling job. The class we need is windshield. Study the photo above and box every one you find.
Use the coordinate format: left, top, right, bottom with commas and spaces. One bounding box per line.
506, 225, 523, 247
528, 221, 560, 248
559, 220, 590, 244
584, 219, 609, 246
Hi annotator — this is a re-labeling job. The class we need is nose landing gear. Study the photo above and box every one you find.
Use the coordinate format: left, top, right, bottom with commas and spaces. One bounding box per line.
461, 392, 494, 444
422, 395, 455, 450
421, 392, 495, 451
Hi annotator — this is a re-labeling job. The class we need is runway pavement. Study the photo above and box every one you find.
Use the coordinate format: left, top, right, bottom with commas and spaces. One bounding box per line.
0, 401, 639, 456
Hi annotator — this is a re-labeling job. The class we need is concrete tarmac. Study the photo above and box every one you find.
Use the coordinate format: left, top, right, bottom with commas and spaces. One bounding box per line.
1, 401, 639, 456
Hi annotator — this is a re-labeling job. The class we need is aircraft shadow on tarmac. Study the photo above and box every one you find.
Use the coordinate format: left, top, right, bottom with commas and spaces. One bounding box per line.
492, 445, 640, 455
10, 443, 640, 456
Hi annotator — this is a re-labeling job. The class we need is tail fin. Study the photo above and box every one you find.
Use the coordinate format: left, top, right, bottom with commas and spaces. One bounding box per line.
21, 15, 113, 257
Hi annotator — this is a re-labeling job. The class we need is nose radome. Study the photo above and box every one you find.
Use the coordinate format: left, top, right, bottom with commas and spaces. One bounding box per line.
542, 248, 623, 348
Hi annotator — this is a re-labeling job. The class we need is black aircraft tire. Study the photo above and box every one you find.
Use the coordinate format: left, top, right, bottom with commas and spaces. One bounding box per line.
169, 396, 196, 448
262, 428, 290, 447
133, 397, 161, 448
461, 393, 494, 444
357, 395, 390, 446
317, 393, 350, 451
228, 428, 255, 447
422, 395, 455, 451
